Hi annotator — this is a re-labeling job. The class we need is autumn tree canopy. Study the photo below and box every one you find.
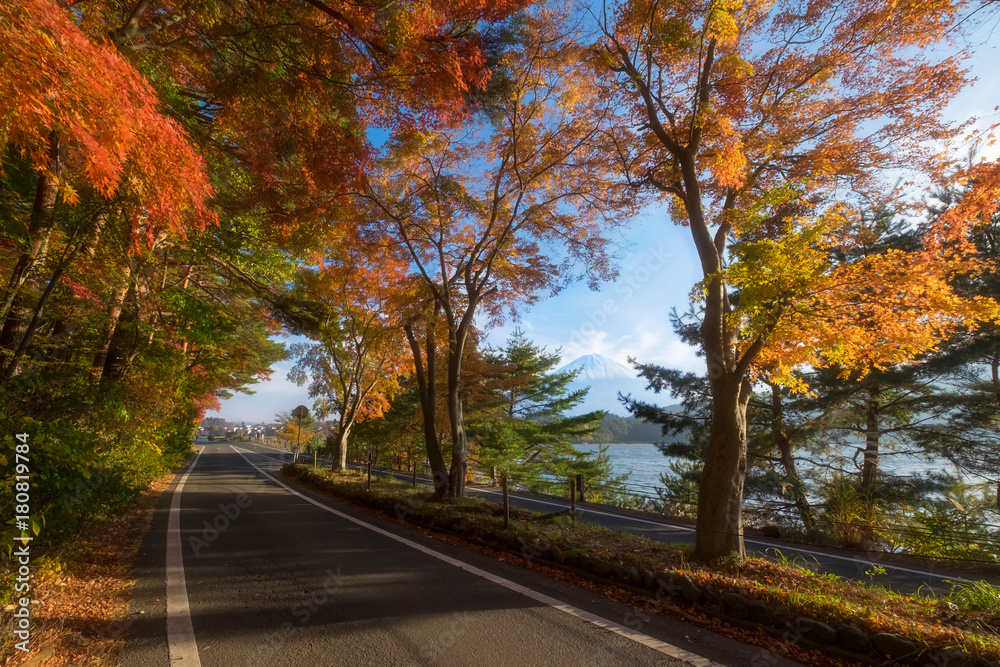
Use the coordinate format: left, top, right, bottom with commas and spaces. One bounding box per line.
288, 236, 411, 471
595, 0, 1000, 558
0, 0, 523, 542
362, 3, 638, 497
72, 0, 532, 244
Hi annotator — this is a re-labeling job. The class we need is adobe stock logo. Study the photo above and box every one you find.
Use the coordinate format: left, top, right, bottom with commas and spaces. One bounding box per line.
567, 245, 672, 349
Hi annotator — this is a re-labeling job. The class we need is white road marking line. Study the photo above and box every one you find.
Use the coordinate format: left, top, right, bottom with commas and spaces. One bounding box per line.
233, 443, 976, 586
167, 447, 205, 666
231, 445, 721, 667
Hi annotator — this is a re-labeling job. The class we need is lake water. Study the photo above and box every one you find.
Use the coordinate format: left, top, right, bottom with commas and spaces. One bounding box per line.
571, 443, 968, 502
572, 443, 667, 498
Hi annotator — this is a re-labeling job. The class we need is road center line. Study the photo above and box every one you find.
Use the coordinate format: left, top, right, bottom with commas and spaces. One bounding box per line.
231, 445, 721, 667
167, 447, 204, 666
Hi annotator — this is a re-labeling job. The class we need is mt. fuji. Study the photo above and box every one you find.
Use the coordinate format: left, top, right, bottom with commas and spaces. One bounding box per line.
555, 353, 674, 416
560, 354, 636, 380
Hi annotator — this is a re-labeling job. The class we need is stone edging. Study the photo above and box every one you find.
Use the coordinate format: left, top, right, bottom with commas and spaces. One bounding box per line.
531, 545, 996, 667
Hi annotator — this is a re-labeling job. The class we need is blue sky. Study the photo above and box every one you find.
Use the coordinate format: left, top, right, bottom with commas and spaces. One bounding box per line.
210, 209, 707, 424
208, 29, 1000, 425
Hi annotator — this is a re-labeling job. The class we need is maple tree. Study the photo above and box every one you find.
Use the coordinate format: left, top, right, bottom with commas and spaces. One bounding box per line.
350, 382, 424, 471
0, 0, 215, 380
69, 0, 531, 247
362, 4, 636, 497
0, 0, 214, 234
882, 172, 1000, 483
595, 0, 1000, 558
274, 410, 322, 454
1, 0, 519, 397
288, 239, 410, 471
0, 0, 530, 393
399, 292, 451, 495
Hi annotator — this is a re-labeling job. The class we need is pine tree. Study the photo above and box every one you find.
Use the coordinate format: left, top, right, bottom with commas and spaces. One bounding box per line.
470, 329, 623, 497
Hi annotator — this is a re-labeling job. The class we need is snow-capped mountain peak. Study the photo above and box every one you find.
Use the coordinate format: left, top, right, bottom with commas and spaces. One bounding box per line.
553, 353, 661, 416
556, 353, 636, 381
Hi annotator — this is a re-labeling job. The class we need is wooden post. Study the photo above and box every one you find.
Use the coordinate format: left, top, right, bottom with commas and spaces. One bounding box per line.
412, 461, 417, 488
367, 455, 372, 490
313, 450, 317, 470
570, 478, 576, 520
502, 475, 510, 529
575, 474, 584, 502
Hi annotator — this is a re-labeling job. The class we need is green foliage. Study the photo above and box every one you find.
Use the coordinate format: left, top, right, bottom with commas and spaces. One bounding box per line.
819, 476, 884, 549
883, 480, 1000, 563
0, 382, 191, 547
351, 385, 422, 464
571, 414, 670, 444
656, 459, 701, 518
949, 580, 1000, 612
274, 410, 322, 452
468, 330, 627, 497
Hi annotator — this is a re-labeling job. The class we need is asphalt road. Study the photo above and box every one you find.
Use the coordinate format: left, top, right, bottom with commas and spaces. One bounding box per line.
120, 442, 805, 667
235, 440, 990, 594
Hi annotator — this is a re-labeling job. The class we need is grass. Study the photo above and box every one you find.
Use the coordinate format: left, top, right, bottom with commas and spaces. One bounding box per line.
283, 463, 1000, 665
950, 580, 1000, 612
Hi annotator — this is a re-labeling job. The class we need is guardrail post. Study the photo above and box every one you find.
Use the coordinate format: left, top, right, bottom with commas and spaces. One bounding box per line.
569, 478, 576, 521
412, 461, 417, 488
575, 474, 584, 502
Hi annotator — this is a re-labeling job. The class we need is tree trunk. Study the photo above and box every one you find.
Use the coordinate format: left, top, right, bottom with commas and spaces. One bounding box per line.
100, 285, 140, 384
44, 319, 73, 362
861, 379, 881, 496
404, 309, 448, 498
695, 374, 750, 560
1, 231, 83, 380
0, 132, 62, 322
91, 263, 133, 384
991, 352, 1000, 406
444, 303, 477, 498
0, 298, 31, 365
769, 383, 815, 534
446, 358, 468, 498
331, 424, 350, 472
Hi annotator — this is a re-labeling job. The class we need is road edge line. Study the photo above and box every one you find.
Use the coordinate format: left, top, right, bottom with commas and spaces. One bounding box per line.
234, 443, 975, 587
232, 445, 721, 667
166, 447, 204, 666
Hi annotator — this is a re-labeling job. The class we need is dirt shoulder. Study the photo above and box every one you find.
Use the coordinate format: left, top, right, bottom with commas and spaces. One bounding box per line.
1, 455, 190, 667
